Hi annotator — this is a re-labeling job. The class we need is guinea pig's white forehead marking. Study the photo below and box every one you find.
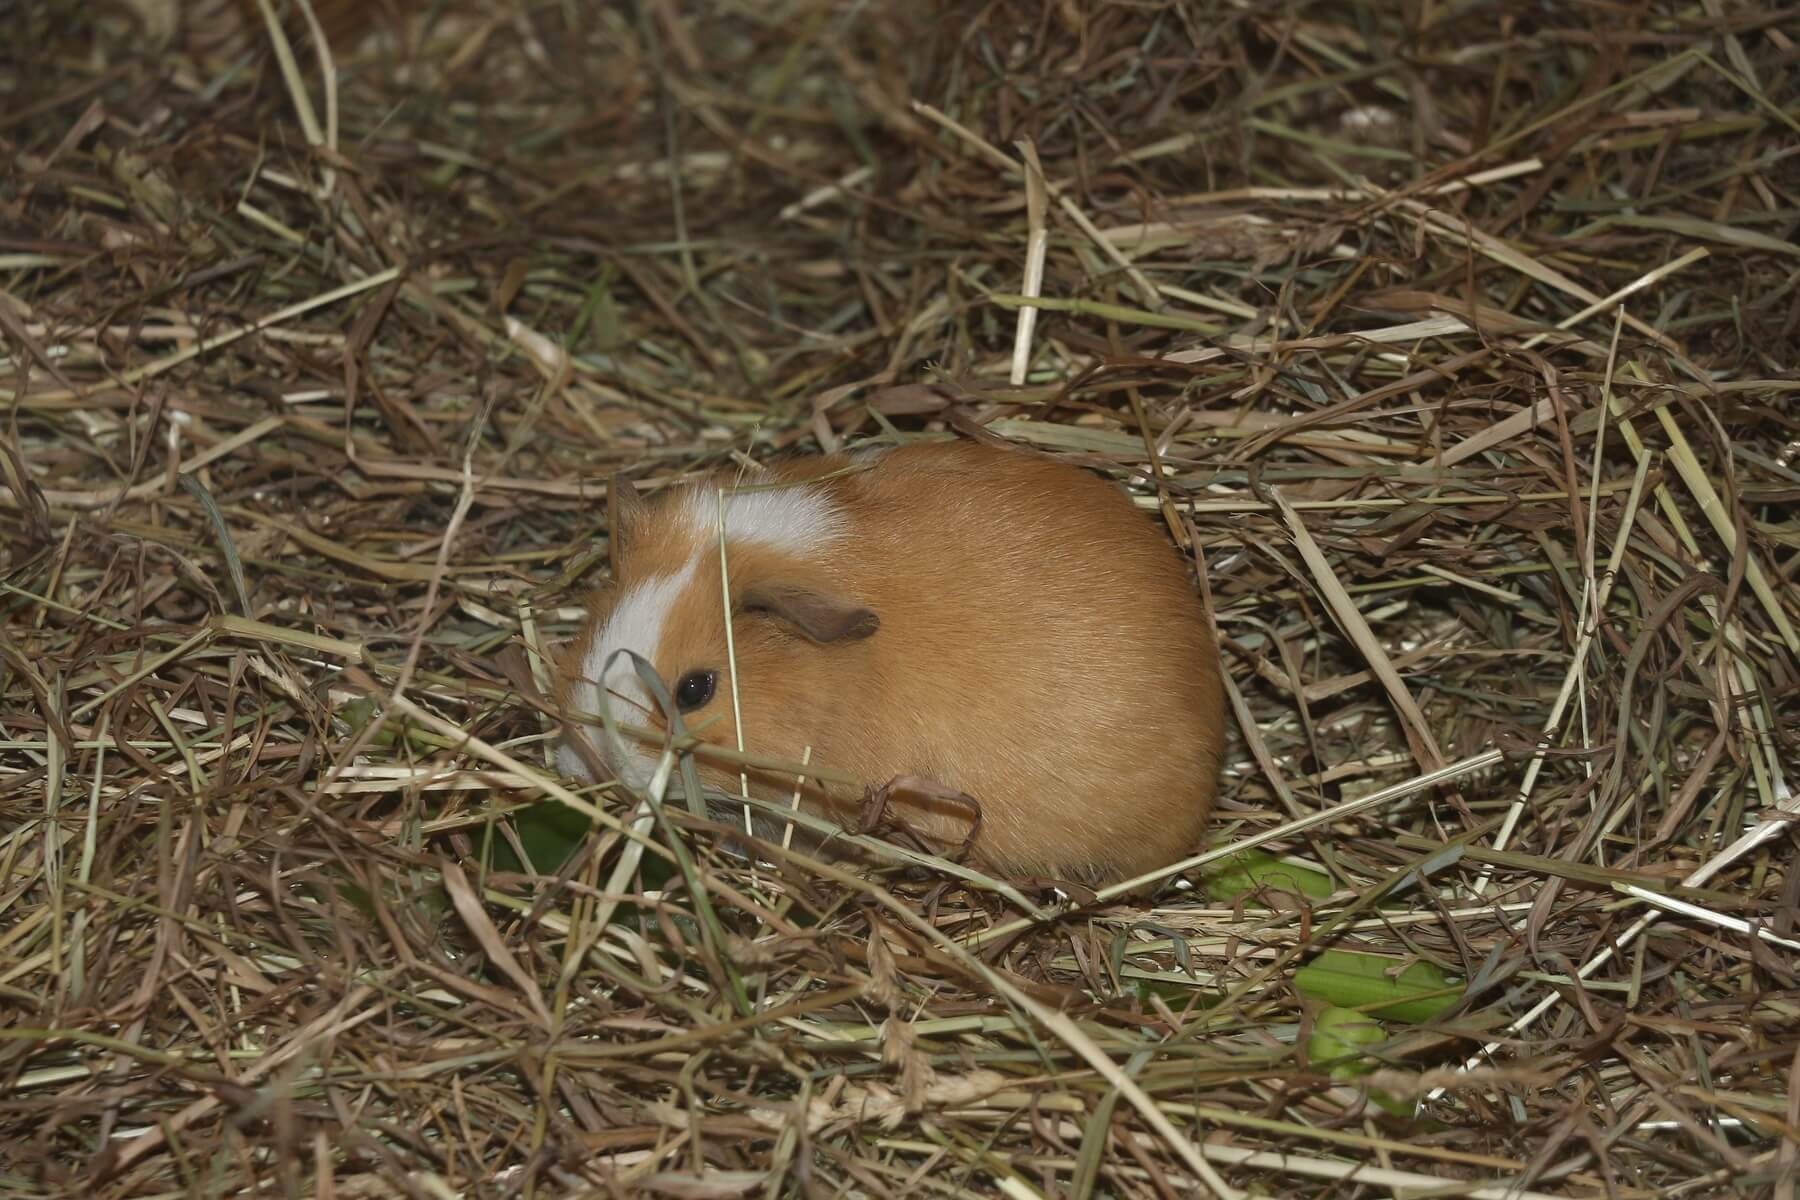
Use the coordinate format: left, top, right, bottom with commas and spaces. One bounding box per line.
565, 556, 699, 788
678, 483, 845, 555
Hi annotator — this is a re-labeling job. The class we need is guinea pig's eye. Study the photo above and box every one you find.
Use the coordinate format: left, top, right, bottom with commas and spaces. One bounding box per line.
674, 669, 717, 712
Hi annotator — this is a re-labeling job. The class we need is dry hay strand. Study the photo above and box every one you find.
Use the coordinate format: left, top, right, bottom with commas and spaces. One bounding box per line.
3, 1, 1798, 1197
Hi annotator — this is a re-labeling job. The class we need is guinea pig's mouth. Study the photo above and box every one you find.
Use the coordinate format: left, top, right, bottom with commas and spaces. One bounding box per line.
556, 719, 659, 791
557, 723, 808, 837
555, 670, 670, 789
557, 708, 733, 803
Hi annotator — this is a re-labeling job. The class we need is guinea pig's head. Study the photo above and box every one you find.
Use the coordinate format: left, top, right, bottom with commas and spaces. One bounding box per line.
555, 475, 879, 808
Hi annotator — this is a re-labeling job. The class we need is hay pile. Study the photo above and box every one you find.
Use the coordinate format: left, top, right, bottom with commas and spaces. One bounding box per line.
3, 1, 1797, 1196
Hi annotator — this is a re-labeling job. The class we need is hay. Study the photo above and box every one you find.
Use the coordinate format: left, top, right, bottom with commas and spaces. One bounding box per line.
3, 1, 1797, 1196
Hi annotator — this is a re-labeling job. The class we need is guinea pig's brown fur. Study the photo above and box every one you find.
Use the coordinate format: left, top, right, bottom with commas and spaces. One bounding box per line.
552, 439, 1224, 883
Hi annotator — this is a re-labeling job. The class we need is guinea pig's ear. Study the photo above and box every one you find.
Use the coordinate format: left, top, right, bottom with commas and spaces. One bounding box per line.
608, 473, 646, 575
740, 582, 879, 644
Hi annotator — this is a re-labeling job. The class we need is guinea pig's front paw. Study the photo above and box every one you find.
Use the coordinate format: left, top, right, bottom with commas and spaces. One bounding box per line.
855, 775, 983, 861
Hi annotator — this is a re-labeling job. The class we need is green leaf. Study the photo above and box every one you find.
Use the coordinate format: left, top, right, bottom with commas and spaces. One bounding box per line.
1309, 1006, 1385, 1079
481, 798, 680, 916
331, 696, 438, 752
511, 799, 594, 874
1294, 950, 1461, 1024
1198, 849, 1333, 905
1308, 1006, 1419, 1119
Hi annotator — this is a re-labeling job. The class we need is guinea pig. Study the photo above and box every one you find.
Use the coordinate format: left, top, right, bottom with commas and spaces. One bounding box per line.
552, 439, 1224, 884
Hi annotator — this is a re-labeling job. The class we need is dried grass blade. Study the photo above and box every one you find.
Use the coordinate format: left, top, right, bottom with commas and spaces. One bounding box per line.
1009, 138, 1049, 386
439, 857, 553, 1028
176, 474, 252, 618
1269, 488, 1442, 767
1649, 388, 1799, 654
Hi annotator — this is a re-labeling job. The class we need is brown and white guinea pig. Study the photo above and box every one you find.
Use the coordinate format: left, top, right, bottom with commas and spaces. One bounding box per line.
552, 439, 1225, 884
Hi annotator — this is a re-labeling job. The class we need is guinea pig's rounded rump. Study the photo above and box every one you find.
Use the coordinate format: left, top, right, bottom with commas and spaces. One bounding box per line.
778, 441, 1224, 880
